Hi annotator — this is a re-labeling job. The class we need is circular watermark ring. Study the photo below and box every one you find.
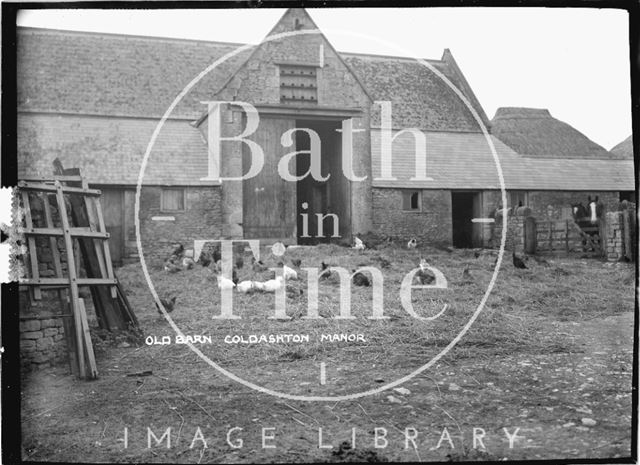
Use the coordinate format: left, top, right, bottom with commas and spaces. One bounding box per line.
135, 27, 508, 401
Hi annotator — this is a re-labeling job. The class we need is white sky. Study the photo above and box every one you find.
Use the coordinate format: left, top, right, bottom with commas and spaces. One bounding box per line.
17, 7, 632, 150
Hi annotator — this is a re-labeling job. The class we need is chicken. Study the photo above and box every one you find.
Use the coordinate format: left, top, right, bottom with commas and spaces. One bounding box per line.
462, 266, 472, 280
353, 236, 366, 251
512, 251, 527, 269
171, 243, 184, 257
163, 258, 181, 273
416, 258, 435, 284
280, 262, 298, 280
216, 274, 236, 290
320, 261, 331, 279
182, 257, 196, 270
262, 276, 284, 293
352, 270, 370, 287
198, 251, 212, 267
236, 280, 255, 294
407, 238, 418, 249
155, 295, 177, 314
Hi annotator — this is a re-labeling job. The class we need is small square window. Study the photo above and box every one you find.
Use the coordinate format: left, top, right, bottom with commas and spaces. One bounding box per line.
161, 189, 185, 211
402, 191, 421, 211
509, 191, 528, 208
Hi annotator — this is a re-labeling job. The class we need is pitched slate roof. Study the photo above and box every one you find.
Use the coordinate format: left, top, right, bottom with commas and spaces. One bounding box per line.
610, 135, 634, 159
17, 114, 211, 186
371, 131, 635, 191
17, 27, 252, 120
342, 51, 488, 132
490, 107, 617, 159
17, 26, 487, 131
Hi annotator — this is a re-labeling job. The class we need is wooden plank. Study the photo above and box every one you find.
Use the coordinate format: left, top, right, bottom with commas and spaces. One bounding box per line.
21, 191, 42, 300
115, 279, 139, 327
565, 220, 569, 252
93, 197, 117, 299
42, 194, 64, 279
83, 195, 108, 280
19, 313, 74, 320
548, 222, 553, 250
18, 227, 110, 239
54, 181, 86, 379
21, 175, 84, 183
18, 181, 102, 196
78, 298, 99, 379
58, 294, 78, 377
20, 277, 118, 286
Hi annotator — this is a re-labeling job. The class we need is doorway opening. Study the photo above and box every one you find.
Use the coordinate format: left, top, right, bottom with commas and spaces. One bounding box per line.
295, 120, 348, 244
451, 191, 481, 248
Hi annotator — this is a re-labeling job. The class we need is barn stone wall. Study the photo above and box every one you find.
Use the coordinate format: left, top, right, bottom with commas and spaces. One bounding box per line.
371, 188, 451, 244
138, 186, 223, 267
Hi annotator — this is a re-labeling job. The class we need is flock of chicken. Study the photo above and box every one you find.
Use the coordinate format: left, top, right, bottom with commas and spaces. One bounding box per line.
155, 236, 529, 316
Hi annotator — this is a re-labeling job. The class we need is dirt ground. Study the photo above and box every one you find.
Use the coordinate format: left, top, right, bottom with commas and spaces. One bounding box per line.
20, 243, 636, 463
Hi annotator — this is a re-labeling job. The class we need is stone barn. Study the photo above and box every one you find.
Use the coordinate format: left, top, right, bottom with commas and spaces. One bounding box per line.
17, 8, 636, 261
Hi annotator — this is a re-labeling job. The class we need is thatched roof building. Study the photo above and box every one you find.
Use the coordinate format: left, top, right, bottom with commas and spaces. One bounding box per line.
490, 107, 620, 159
610, 135, 634, 159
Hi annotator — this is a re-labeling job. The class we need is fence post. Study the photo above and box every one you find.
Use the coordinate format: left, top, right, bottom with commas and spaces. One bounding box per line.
598, 216, 607, 259
524, 217, 537, 254
621, 208, 635, 261
565, 220, 569, 252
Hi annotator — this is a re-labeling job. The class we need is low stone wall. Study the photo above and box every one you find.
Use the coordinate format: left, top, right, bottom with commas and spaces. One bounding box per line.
20, 315, 68, 370
491, 207, 530, 252
605, 203, 636, 261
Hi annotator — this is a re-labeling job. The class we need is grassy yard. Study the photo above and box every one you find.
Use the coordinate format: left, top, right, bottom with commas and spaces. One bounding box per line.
20, 243, 636, 462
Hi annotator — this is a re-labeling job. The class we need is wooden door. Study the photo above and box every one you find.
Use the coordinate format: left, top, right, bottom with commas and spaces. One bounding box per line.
101, 189, 124, 265
243, 117, 297, 239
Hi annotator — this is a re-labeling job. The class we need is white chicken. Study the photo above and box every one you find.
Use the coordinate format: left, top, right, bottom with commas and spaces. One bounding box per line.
407, 238, 418, 249
236, 280, 255, 294
216, 274, 236, 290
261, 276, 284, 293
353, 236, 366, 251
282, 264, 298, 280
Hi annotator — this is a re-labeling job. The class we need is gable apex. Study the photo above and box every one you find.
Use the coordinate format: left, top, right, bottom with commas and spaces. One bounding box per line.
265, 8, 322, 36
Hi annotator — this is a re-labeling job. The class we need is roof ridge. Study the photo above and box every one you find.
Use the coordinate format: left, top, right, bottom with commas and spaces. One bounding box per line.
17, 25, 445, 63
17, 26, 248, 47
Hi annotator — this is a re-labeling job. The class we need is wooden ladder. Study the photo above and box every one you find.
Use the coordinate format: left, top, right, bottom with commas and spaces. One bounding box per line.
18, 176, 119, 379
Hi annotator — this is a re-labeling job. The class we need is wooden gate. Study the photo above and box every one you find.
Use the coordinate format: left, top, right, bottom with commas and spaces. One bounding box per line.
534, 218, 606, 257
242, 117, 297, 240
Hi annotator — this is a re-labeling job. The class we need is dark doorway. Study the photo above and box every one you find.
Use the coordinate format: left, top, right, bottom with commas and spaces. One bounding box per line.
451, 191, 481, 248
295, 120, 348, 244
620, 191, 635, 202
